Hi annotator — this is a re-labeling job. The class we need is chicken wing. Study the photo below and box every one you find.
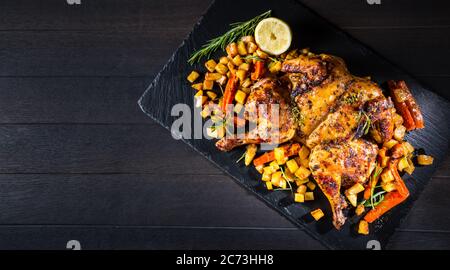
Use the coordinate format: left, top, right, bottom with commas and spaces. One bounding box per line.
215, 78, 296, 151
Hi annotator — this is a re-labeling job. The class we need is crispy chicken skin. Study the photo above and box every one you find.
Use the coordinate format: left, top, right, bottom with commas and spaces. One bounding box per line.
365, 96, 395, 142
309, 139, 378, 229
215, 78, 296, 151
215, 52, 395, 229
306, 77, 383, 148
283, 54, 354, 143
282, 53, 393, 229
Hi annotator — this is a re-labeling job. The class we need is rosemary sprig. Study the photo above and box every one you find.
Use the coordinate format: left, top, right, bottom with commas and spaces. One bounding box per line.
188, 10, 272, 65
363, 190, 386, 208
359, 111, 371, 135
242, 55, 265, 62
360, 166, 384, 209
236, 151, 246, 163
243, 55, 282, 63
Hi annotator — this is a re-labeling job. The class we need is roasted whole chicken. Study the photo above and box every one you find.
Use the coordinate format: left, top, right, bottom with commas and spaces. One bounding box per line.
216, 53, 396, 229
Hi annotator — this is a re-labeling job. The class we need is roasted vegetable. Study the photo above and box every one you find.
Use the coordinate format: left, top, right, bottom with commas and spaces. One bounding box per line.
205, 72, 222, 81
364, 159, 410, 223
191, 82, 203, 91
203, 79, 214, 90
221, 73, 239, 111
234, 90, 247, 104
355, 205, 365, 216
205, 59, 217, 73
253, 144, 300, 167
390, 143, 405, 159
296, 185, 307, 194
398, 157, 409, 172
388, 80, 424, 130
294, 166, 311, 180
310, 209, 324, 221
271, 171, 283, 187
298, 146, 310, 160
393, 125, 406, 141
305, 192, 314, 201
286, 159, 299, 174
346, 183, 365, 195
215, 63, 229, 75
237, 41, 248, 56
377, 147, 389, 168
417, 155, 434, 165
187, 71, 200, 83
294, 193, 305, 203
251, 61, 265, 80
358, 220, 369, 235
274, 147, 288, 165
306, 181, 316, 191
244, 144, 258, 166
345, 192, 357, 207
235, 69, 247, 82
232, 55, 243, 66
383, 139, 398, 150
206, 91, 217, 100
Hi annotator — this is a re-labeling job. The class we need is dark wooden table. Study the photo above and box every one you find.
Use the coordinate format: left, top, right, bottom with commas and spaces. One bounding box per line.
0, 0, 449, 250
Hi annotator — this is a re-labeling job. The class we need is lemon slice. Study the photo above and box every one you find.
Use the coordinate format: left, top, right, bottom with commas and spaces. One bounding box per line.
255, 17, 292, 55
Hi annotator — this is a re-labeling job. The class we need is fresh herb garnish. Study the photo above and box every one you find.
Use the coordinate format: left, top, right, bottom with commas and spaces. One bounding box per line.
360, 166, 384, 209
291, 103, 304, 126
363, 190, 386, 208
359, 110, 371, 135
242, 55, 265, 62
268, 56, 283, 62
280, 166, 294, 195
236, 151, 246, 163
343, 93, 358, 105
188, 10, 272, 65
243, 55, 282, 63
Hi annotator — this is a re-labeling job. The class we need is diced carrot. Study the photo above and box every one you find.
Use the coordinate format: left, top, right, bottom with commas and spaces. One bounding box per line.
253, 151, 276, 168
251, 61, 265, 81
253, 143, 301, 167
221, 73, 239, 111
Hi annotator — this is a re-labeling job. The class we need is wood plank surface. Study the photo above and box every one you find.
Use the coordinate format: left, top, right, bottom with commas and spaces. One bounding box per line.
0, 0, 448, 249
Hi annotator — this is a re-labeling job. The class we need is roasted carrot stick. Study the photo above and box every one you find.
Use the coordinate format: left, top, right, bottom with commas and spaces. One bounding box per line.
251, 61, 265, 81
253, 143, 301, 167
397, 81, 424, 129
388, 81, 416, 131
396, 101, 415, 131
364, 190, 407, 223
388, 80, 424, 131
364, 159, 410, 223
221, 73, 239, 111
389, 159, 410, 198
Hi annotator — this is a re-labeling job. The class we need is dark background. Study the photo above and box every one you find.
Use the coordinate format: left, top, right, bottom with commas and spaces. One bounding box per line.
0, 0, 449, 249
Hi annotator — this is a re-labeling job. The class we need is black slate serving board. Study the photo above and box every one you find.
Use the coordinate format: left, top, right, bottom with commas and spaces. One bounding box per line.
138, 0, 450, 249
